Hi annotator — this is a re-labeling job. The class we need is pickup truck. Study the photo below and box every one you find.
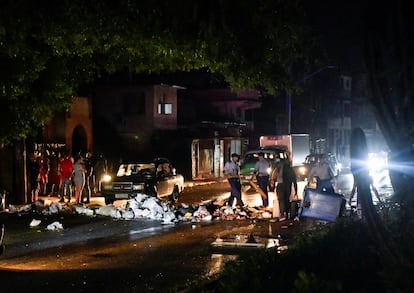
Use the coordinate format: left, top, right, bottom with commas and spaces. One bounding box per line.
101, 157, 184, 205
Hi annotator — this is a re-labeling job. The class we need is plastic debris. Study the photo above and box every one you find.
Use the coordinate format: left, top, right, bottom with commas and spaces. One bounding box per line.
48, 202, 63, 214
3, 192, 294, 225
29, 219, 42, 227
73, 205, 94, 216
46, 221, 64, 231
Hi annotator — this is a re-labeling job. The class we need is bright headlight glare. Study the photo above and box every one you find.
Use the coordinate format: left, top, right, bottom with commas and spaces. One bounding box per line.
102, 174, 112, 182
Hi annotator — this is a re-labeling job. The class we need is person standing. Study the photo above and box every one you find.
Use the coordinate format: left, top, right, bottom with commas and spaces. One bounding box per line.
0, 223, 4, 255
93, 153, 107, 193
82, 151, 94, 203
223, 153, 244, 208
254, 152, 271, 207
73, 155, 86, 205
274, 160, 287, 220
47, 153, 61, 197
37, 156, 49, 196
283, 160, 298, 220
307, 155, 334, 193
27, 153, 40, 203
59, 150, 74, 203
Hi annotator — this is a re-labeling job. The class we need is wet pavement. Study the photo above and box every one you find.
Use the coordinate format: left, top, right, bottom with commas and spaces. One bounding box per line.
0, 172, 393, 292
0, 212, 314, 292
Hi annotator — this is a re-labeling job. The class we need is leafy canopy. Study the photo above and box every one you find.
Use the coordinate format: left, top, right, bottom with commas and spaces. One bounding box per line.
0, 0, 310, 144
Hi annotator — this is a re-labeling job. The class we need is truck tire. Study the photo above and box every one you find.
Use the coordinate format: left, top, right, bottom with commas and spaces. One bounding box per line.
169, 186, 180, 203
104, 195, 115, 205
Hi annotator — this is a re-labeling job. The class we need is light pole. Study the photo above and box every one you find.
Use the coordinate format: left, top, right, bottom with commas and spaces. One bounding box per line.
287, 65, 337, 134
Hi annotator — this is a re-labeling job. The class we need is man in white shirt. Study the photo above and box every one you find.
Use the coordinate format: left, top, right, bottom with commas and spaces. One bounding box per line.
307, 155, 334, 193
223, 153, 244, 207
254, 152, 271, 207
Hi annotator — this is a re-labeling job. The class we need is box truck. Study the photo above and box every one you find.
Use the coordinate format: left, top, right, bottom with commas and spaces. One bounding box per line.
259, 134, 310, 167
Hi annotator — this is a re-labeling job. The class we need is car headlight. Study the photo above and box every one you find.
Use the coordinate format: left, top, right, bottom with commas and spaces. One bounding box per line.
101, 174, 112, 182
298, 166, 307, 175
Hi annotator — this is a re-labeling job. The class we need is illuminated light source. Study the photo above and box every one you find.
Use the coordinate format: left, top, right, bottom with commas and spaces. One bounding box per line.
298, 166, 306, 175
102, 174, 112, 182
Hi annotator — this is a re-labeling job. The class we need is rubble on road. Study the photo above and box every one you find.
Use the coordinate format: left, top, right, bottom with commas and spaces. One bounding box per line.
46, 221, 64, 231
4, 194, 278, 224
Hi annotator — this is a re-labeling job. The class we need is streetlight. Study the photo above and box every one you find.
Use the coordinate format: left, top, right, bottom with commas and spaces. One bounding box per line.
287, 65, 337, 134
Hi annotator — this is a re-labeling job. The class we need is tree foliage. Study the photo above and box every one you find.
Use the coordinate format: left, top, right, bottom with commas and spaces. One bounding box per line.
0, 0, 311, 144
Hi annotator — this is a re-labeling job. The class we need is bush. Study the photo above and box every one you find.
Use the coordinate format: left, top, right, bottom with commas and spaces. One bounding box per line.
187, 217, 413, 292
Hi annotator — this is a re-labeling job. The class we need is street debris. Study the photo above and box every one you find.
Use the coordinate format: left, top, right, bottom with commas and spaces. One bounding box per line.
46, 221, 64, 231
3, 193, 280, 224
29, 219, 41, 227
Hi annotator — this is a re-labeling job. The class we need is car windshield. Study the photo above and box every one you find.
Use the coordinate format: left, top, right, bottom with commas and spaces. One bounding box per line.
305, 154, 336, 166
305, 155, 320, 165
244, 152, 284, 165
116, 163, 155, 177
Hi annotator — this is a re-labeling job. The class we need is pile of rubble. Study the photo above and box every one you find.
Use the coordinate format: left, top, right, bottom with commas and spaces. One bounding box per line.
6, 193, 275, 226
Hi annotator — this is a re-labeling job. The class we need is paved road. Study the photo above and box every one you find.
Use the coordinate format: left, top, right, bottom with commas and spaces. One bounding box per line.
0, 170, 393, 292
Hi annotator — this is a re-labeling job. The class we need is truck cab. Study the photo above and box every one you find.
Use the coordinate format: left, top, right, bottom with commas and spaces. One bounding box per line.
239, 147, 289, 187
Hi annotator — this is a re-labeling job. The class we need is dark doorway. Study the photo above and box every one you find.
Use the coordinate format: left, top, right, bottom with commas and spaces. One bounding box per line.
72, 125, 87, 156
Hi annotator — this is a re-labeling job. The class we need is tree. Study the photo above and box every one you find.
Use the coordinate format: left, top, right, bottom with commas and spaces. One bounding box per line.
363, 1, 414, 203
350, 0, 414, 269
0, 0, 311, 145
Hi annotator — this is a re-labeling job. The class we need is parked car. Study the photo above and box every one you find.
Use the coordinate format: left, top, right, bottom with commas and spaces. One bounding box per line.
239, 147, 289, 188
101, 157, 184, 205
303, 153, 341, 178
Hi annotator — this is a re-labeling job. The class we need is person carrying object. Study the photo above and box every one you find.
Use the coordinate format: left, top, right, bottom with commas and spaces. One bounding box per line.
223, 153, 244, 208
254, 152, 271, 207
307, 155, 334, 193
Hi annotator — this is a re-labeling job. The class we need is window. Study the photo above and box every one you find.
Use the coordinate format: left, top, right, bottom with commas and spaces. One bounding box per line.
157, 93, 173, 115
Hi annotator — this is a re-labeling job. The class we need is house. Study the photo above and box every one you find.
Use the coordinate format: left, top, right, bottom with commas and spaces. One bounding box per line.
0, 97, 93, 204
37, 96, 93, 156
91, 84, 262, 179
92, 84, 179, 162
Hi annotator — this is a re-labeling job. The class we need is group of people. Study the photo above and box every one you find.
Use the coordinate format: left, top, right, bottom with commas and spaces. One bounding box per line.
27, 150, 98, 205
223, 152, 299, 222
223, 151, 341, 221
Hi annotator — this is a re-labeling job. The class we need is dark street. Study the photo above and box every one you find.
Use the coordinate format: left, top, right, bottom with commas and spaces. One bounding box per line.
0, 180, 317, 292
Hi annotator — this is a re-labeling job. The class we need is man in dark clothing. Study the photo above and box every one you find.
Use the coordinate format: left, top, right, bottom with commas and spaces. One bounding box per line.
277, 160, 298, 221
283, 161, 299, 219
28, 153, 40, 203
82, 151, 94, 203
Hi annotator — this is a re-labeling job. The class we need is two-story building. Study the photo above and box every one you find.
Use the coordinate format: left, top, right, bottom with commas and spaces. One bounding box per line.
92, 84, 179, 162
91, 84, 262, 179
